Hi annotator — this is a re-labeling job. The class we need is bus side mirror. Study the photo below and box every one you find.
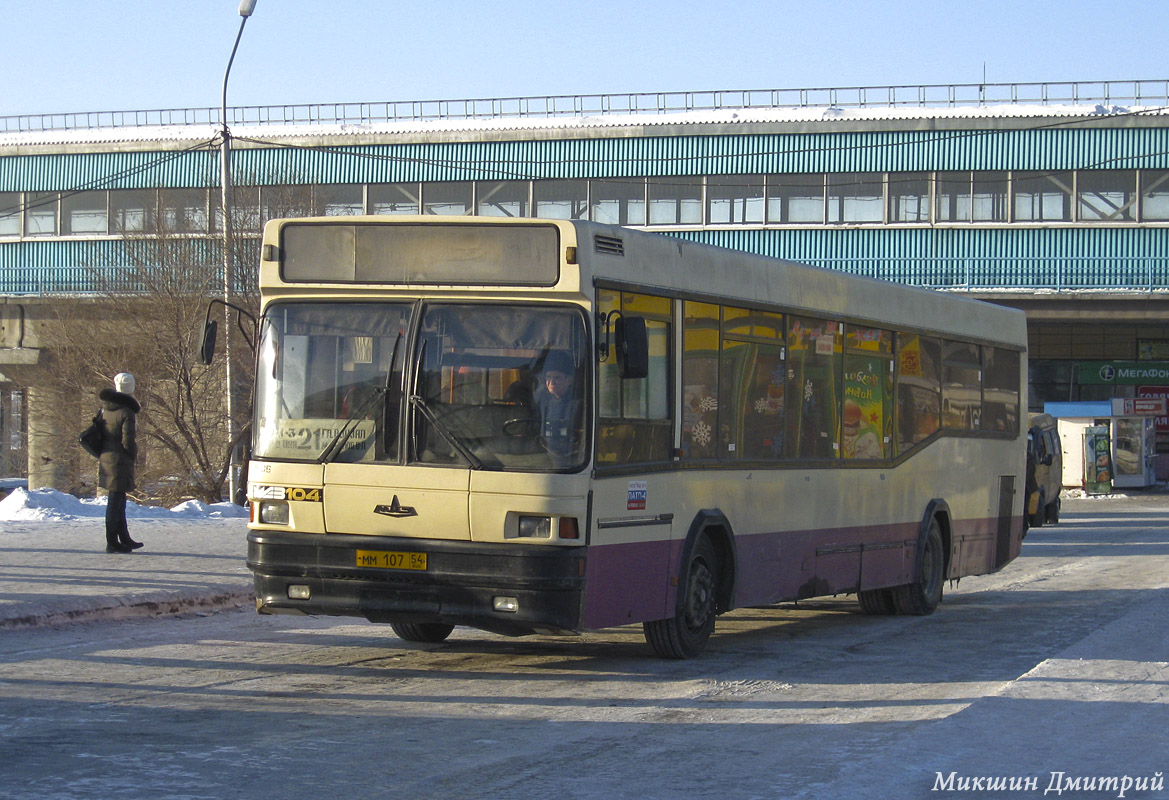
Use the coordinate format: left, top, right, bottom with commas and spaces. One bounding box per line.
198, 298, 258, 365
615, 315, 648, 379
199, 319, 218, 366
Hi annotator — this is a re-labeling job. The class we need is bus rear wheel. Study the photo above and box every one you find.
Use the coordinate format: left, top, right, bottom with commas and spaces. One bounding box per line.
390, 621, 455, 643
893, 517, 944, 615
644, 536, 717, 659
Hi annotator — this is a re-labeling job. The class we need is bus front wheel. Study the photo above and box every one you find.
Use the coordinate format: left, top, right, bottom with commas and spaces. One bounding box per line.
390, 621, 455, 643
893, 517, 944, 615
644, 536, 717, 659
857, 587, 897, 615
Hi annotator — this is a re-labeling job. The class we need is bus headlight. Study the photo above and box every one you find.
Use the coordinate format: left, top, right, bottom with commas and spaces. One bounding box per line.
258, 501, 290, 525
516, 515, 579, 540
518, 516, 551, 538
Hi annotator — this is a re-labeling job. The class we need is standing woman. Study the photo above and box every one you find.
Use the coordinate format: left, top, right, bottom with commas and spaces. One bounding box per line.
100, 372, 143, 553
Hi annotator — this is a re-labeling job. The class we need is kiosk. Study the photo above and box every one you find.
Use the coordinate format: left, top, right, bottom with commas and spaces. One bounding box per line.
1044, 400, 1162, 489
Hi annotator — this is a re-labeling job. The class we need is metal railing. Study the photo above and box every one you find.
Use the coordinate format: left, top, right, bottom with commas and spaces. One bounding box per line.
3, 79, 1167, 134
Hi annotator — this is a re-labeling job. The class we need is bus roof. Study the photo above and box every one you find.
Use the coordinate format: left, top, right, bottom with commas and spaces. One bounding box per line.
259, 216, 1027, 348
566, 219, 1028, 348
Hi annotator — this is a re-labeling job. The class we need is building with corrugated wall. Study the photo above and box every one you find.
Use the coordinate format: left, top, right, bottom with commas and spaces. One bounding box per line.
3, 79, 1169, 485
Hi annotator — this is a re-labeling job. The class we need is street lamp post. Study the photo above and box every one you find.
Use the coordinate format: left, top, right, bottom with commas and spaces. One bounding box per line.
220, 0, 257, 505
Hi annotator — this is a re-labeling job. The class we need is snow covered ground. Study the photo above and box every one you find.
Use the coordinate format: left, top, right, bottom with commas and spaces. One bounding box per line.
0, 486, 248, 523
0, 488, 252, 630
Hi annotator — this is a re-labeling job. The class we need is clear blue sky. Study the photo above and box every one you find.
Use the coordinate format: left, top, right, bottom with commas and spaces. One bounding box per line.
3, 0, 1165, 117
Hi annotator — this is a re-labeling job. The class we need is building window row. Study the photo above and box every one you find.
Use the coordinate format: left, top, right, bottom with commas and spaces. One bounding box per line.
3, 169, 1169, 238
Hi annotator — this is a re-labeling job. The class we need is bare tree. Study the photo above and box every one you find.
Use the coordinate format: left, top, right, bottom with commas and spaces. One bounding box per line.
38, 177, 326, 504
41, 195, 251, 503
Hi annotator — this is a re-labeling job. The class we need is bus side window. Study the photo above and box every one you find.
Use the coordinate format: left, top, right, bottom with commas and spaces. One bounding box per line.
785, 316, 842, 459
896, 334, 942, 454
719, 306, 785, 461
942, 340, 982, 430
842, 325, 893, 460
681, 301, 720, 460
983, 346, 1021, 435
597, 290, 673, 465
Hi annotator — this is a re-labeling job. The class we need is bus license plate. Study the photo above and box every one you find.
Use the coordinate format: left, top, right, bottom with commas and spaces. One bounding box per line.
356, 550, 428, 571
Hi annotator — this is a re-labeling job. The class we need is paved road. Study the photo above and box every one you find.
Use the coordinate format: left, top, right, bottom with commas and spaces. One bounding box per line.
0, 496, 1167, 799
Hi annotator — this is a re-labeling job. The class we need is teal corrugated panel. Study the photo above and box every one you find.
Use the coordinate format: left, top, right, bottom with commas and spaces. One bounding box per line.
666, 226, 1169, 290
0, 238, 228, 293
6, 124, 1169, 192
1, 128, 1158, 190
0, 149, 218, 192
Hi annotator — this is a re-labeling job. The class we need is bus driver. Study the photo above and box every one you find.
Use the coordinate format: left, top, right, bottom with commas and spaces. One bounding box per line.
535, 350, 581, 463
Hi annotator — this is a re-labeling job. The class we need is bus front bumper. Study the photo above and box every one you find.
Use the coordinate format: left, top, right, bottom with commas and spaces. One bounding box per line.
247, 530, 586, 636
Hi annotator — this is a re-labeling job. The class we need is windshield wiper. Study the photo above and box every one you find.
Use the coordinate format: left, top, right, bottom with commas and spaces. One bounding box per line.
407, 337, 482, 469
317, 333, 401, 464
316, 388, 386, 464
409, 393, 483, 470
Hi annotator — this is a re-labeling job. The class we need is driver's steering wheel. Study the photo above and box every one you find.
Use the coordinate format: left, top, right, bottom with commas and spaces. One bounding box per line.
501, 413, 539, 439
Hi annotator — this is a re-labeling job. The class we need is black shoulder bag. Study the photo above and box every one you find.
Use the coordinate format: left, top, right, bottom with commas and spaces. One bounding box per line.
79, 410, 105, 458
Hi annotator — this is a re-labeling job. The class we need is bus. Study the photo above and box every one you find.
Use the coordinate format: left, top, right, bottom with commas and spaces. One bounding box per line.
239, 216, 1028, 658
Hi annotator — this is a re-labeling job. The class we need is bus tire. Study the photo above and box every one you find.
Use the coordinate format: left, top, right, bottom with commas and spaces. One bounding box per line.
643, 536, 717, 659
1045, 496, 1061, 524
390, 621, 455, 643
894, 517, 945, 616
857, 588, 897, 615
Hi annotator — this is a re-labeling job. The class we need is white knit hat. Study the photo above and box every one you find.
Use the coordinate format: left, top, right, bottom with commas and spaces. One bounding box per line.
114, 372, 136, 395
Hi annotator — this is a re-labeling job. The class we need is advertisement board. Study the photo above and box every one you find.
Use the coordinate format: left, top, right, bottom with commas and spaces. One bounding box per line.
1082, 425, 1112, 494
1137, 385, 1169, 432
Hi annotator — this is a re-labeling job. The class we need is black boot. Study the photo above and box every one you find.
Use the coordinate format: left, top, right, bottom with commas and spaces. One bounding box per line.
106, 539, 132, 553
120, 536, 144, 550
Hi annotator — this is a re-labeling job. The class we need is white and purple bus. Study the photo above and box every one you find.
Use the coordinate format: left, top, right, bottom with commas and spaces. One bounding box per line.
243, 216, 1027, 658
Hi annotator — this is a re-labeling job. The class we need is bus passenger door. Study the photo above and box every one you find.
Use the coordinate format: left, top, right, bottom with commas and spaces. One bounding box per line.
582, 477, 675, 630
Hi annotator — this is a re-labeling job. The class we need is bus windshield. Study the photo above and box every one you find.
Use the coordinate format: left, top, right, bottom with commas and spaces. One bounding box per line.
253, 301, 589, 471
411, 303, 588, 471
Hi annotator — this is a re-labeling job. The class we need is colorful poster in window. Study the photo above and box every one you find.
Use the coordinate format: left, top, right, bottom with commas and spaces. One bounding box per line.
899, 336, 922, 377
843, 354, 887, 459
1083, 425, 1112, 494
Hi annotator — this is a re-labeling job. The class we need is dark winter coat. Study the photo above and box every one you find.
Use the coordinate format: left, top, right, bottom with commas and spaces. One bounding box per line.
97, 388, 140, 493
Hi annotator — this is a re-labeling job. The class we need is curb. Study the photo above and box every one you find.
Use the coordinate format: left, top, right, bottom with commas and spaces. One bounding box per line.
0, 588, 255, 631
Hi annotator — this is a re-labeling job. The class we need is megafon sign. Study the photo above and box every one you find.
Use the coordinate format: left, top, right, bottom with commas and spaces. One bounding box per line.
1078, 361, 1169, 385
1078, 362, 1169, 429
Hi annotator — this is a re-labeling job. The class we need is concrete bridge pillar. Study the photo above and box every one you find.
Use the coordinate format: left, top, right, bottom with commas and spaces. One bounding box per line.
26, 383, 73, 492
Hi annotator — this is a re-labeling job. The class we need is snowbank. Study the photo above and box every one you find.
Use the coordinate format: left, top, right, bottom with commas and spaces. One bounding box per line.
0, 487, 248, 522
